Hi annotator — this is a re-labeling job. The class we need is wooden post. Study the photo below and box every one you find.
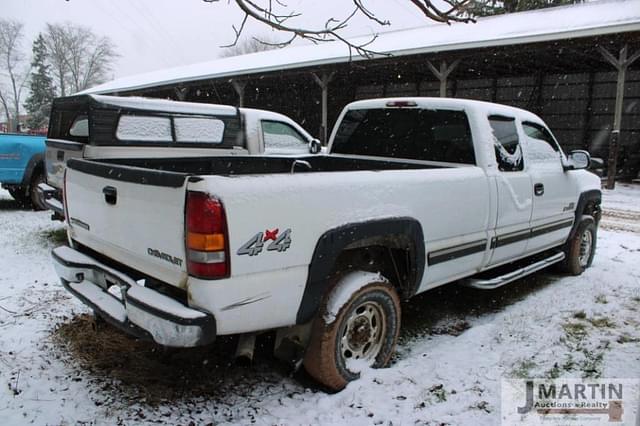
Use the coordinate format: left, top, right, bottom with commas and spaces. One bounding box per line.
312, 72, 335, 144
174, 86, 189, 101
231, 80, 246, 108
598, 45, 640, 189
426, 59, 460, 97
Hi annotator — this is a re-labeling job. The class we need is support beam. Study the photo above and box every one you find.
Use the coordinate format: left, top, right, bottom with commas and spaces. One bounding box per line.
174, 86, 189, 101
231, 80, 246, 108
426, 59, 460, 97
312, 72, 335, 144
598, 45, 640, 189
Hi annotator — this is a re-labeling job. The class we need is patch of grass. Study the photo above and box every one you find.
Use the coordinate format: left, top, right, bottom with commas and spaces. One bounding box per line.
428, 384, 447, 403
563, 321, 588, 340
572, 310, 587, 320
588, 316, 615, 328
617, 334, 639, 344
512, 359, 537, 378
595, 294, 608, 304
580, 348, 605, 378
40, 228, 68, 245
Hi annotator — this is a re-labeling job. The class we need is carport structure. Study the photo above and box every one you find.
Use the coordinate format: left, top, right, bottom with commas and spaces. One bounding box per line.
85, 0, 640, 182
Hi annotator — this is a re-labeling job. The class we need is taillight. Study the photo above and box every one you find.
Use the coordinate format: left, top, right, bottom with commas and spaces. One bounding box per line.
186, 191, 229, 279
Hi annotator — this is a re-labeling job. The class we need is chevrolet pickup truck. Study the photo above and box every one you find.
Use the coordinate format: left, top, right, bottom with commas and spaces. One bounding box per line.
51, 98, 601, 390
41, 94, 320, 218
0, 133, 47, 209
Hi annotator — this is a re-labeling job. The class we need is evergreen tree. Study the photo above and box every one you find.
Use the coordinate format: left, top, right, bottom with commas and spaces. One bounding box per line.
24, 34, 55, 130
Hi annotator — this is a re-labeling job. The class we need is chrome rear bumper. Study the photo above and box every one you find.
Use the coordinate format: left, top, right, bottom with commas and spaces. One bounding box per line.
52, 246, 216, 347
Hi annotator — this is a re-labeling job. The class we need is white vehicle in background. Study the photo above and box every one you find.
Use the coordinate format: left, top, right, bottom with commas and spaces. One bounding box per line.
52, 97, 601, 391
40, 94, 321, 218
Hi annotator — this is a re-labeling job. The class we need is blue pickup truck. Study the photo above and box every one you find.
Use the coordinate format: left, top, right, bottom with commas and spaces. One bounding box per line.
0, 133, 47, 209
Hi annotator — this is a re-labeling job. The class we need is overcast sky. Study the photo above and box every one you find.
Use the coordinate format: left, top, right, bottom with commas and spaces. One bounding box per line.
4, 0, 427, 80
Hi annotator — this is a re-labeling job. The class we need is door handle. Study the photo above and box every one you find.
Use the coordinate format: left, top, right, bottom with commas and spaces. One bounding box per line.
534, 183, 544, 196
102, 186, 117, 205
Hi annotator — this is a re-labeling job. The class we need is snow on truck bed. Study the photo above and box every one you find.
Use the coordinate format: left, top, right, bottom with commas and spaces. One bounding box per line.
0, 186, 639, 425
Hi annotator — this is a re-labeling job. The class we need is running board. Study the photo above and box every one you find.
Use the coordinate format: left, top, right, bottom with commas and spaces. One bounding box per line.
462, 252, 565, 290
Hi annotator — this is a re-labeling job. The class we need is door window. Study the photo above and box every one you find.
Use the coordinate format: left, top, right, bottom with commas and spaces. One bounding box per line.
522, 121, 562, 163
262, 121, 308, 153
489, 115, 523, 172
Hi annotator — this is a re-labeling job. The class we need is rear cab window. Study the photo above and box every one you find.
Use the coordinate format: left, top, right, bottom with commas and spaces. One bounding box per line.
331, 107, 476, 164
489, 115, 523, 172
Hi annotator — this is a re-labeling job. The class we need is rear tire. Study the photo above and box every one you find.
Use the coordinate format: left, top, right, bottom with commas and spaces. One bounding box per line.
7, 186, 30, 207
303, 273, 401, 391
561, 216, 596, 275
29, 170, 47, 211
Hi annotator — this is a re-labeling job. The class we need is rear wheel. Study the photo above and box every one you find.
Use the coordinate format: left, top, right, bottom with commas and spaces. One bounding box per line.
28, 170, 47, 211
303, 272, 401, 391
561, 216, 596, 275
7, 186, 30, 207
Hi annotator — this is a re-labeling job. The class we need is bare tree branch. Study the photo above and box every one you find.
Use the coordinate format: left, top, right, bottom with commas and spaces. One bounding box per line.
43, 23, 119, 95
204, 0, 474, 59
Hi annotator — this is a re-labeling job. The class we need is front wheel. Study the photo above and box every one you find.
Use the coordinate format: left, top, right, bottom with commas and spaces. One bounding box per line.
561, 216, 597, 275
303, 272, 401, 391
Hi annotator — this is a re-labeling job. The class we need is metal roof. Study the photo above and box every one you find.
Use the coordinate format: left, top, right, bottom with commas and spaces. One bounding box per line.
82, 0, 640, 95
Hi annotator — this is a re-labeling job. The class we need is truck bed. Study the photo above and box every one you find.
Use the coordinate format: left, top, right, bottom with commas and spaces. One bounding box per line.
88, 154, 449, 177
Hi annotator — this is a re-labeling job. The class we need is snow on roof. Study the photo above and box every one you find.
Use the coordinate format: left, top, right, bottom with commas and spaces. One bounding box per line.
90, 94, 238, 115
83, 0, 640, 95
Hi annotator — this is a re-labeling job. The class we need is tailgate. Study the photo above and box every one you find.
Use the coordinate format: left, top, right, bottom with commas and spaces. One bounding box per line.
65, 159, 190, 288
46, 139, 85, 189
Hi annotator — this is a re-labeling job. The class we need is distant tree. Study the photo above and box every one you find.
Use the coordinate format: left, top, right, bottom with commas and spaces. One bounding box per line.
467, 0, 583, 16
43, 23, 118, 96
0, 19, 29, 132
24, 34, 55, 130
219, 35, 282, 58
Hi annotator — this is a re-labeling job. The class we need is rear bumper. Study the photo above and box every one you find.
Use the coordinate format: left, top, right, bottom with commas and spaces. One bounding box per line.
52, 246, 216, 347
37, 183, 65, 219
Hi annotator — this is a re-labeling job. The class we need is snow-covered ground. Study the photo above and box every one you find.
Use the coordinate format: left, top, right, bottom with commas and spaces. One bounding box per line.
0, 185, 639, 425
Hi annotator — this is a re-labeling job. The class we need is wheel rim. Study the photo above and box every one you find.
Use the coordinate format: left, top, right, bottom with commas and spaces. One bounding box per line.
578, 228, 593, 267
340, 301, 386, 365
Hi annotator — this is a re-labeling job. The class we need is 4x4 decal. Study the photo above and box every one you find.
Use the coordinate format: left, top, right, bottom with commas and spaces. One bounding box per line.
237, 228, 292, 256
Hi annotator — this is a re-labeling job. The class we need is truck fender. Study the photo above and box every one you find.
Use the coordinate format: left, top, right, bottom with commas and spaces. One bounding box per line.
568, 189, 602, 241
296, 217, 425, 324
21, 153, 44, 186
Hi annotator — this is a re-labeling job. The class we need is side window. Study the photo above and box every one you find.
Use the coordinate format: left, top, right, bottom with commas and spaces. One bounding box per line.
69, 116, 89, 137
262, 121, 307, 152
174, 117, 225, 143
522, 121, 561, 162
489, 115, 523, 172
116, 115, 172, 142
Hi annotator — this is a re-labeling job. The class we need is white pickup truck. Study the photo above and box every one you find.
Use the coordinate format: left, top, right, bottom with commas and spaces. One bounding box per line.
51, 98, 601, 390
41, 94, 320, 218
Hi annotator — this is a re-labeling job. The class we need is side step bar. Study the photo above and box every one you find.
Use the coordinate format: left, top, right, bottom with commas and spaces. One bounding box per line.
462, 252, 565, 290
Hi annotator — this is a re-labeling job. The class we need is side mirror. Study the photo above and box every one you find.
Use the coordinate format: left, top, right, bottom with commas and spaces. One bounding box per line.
309, 138, 322, 154
565, 150, 591, 171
